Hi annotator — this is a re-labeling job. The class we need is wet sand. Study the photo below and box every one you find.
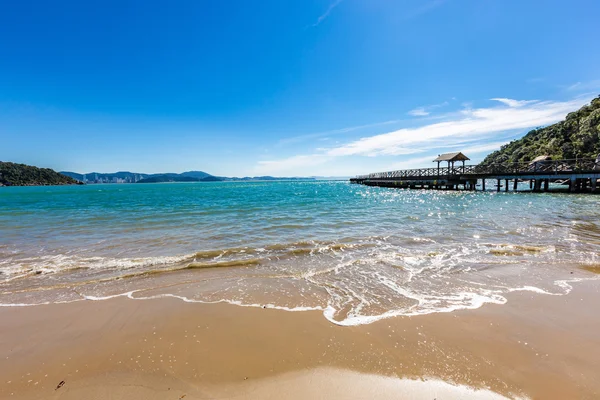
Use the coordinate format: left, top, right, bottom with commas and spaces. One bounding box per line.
1, 280, 599, 399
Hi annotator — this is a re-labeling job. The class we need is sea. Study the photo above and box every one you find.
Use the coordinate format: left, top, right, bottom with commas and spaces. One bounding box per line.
1, 180, 599, 325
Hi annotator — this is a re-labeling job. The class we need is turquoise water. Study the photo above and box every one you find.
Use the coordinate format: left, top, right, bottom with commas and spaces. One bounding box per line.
1, 181, 599, 325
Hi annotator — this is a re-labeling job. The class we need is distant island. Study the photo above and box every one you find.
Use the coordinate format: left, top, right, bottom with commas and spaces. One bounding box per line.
479, 95, 600, 167
59, 170, 215, 183
60, 170, 316, 184
0, 164, 316, 186
0, 162, 81, 186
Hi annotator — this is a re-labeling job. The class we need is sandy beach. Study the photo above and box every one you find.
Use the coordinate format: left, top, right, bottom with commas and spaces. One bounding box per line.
2, 277, 599, 400
3, 0, 600, 397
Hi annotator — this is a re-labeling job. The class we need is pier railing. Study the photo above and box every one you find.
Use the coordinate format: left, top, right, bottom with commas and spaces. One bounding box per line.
355, 158, 599, 180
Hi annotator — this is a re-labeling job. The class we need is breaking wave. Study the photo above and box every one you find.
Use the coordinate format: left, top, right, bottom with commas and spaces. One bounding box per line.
1, 237, 598, 326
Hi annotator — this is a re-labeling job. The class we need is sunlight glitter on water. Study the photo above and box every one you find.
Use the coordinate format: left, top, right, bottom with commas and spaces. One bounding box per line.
1, 181, 599, 325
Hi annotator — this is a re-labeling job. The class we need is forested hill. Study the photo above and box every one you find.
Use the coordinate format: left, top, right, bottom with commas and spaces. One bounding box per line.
0, 162, 81, 186
479, 96, 600, 167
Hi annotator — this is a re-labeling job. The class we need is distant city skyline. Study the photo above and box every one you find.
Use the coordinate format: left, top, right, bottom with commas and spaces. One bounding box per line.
1, 0, 599, 176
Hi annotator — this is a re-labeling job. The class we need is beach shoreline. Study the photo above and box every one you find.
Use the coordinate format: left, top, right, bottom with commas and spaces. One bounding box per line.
2, 279, 599, 400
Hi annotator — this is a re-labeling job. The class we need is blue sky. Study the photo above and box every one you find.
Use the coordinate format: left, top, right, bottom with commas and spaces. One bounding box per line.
1, 0, 599, 177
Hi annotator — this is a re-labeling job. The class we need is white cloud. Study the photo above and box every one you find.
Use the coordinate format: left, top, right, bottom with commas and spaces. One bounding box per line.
254, 96, 594, 176
277, 119, 399, 146
326, 97, 591, 157
408, 108, 430, 116
312, 0, 343, 27
563, 80, 600, 92
407, 101, 449, 117
490, 98, 538, 108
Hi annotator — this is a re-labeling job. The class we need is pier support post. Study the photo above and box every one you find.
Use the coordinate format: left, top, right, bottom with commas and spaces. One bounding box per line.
513, 179, 518, 191
497, 179, 501, 192
482, 179, 486, 191
543, 179, 549, 192
529, 180, 533, 190
569, 178, 576, 192
533, 179, 542, 192
504, 179, 508, 192
582, 179, 588, 192
592, 179, 598, 193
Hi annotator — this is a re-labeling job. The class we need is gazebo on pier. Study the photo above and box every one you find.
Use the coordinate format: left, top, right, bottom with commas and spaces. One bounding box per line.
350, 151, 600, 194
433, 152, 470, 174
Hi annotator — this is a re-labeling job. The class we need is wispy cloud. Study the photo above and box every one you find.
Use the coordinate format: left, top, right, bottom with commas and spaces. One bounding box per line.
256, 96, 594, 176
408, 101, 449, 117
255, 154, 332, 175
312, 0, 344, 27
563, 80, 600, 92
326, 97, 591, 157
277, 119, 400, 146
407, 108, 429, 117
490, 98, 538, 108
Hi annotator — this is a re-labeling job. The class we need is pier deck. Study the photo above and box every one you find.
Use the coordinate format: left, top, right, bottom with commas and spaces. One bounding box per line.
350, 158, 600, 193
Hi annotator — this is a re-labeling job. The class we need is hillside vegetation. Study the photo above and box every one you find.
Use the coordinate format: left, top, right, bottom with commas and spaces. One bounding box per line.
479, 96, 600, 167
0, 162, 80, 186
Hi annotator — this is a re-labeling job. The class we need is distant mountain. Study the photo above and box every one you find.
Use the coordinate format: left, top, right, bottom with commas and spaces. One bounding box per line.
61, 170, 213, 183
480, 96, 600, 167
137, 174, 223, 183
1, 162, 81, 186
201, 175, 222, 182
60, 169, 318, 183
138, 175, 199, 183
180, 171, 212, 179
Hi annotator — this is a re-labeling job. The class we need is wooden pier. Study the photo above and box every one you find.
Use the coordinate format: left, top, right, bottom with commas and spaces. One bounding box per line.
350, 153, 600, 194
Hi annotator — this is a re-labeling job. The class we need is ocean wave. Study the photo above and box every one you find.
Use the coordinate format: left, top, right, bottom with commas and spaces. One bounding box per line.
1, 236, 599, 326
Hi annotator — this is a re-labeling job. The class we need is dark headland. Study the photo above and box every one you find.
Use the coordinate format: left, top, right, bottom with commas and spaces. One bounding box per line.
0, 162, 81, 186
